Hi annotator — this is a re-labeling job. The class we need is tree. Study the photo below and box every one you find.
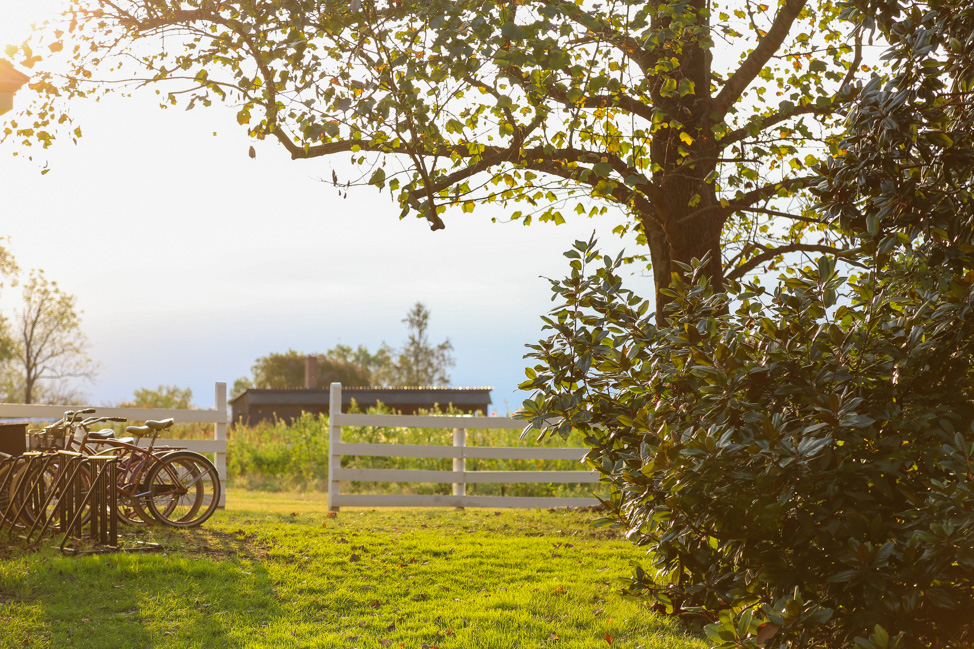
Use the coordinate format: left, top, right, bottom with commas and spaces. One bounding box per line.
12, 0, 867, 320
122, 384, 194, 409
232, 303, 453, 390
392, 302, 454, 386
246, 349, 373, 389
326, 343, 396, 385
3, 270, 98, 404
0, 240, 19, 369
518, 0, 974, 645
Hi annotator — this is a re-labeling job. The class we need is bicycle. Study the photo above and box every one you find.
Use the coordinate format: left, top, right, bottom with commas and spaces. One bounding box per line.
25, 409, 222, 528
76, 414, 222, 528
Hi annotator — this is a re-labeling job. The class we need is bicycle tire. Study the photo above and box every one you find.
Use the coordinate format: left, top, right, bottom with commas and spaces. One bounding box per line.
143, 451, 221, 528
117, 493, 153, 525
113, 453, 155, 525
11, 459, 58, 529
0, 460, 27, 528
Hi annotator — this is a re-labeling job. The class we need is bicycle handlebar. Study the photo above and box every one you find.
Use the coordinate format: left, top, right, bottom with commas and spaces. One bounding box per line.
58, 407, 97, 427
79, 415, 128, 428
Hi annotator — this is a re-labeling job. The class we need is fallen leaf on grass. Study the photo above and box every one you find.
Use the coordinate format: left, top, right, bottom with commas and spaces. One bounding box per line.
605, 634, 613, 645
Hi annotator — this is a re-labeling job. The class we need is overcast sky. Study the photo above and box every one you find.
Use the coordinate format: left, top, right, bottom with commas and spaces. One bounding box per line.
0, 1, 652, 411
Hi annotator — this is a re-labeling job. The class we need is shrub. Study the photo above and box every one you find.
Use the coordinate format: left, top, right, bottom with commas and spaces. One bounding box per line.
518, 238, 974, 648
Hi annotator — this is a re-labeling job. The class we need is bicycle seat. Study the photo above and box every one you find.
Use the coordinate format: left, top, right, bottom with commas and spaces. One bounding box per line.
116, 437, 136, 445
144, 418, 175, 431
88, 429, 116, 440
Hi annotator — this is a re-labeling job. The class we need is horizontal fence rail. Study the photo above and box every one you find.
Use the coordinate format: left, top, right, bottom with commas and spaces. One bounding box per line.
0, 382, 228, 506
327, 382, 599, 511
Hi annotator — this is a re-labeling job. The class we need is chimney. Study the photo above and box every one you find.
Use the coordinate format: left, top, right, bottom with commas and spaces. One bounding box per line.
304, 355, 318, 389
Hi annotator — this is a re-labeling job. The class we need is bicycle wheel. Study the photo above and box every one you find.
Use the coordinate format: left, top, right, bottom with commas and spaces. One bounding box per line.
113, 454, 154, 525
143, 451, 221, 528
11, 458, 59, 530
0, 459, 26, 529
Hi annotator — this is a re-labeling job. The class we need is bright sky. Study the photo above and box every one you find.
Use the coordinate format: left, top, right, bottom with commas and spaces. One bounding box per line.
0, 1, 650, 411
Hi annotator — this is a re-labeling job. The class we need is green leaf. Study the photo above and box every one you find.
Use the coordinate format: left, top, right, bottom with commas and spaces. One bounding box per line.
368, 167, 386, 187
866, 214, 880, 236
872, 625, 889, 648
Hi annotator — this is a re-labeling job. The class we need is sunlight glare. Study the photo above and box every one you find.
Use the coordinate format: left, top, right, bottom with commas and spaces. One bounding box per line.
0, 0, 68, 51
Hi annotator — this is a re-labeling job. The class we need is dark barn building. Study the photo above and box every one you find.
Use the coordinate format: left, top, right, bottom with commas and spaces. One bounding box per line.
230, 387, 493, 425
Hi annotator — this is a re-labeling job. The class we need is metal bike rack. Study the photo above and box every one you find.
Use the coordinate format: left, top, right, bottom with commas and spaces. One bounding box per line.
0, 451, 129, 553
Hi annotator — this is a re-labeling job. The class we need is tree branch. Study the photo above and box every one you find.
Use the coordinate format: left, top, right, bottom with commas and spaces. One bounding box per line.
731, 176, 819, 209
719, 102, 846, 148
733, 205, 825, 225
533, 0, 657, 74
710, 0, 809, 124
726, 242, 856, 280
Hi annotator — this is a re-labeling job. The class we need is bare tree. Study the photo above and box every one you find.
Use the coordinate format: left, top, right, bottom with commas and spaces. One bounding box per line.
8, 270, 98, 404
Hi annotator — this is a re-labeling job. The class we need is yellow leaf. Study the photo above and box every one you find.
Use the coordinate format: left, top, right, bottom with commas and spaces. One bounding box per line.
679, 132, 694, 146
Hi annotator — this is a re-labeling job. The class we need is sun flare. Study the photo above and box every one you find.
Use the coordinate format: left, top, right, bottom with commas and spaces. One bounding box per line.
0, 0, 67, 51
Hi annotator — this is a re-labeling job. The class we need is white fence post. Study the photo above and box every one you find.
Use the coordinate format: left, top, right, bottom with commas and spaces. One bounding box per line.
328, 382, 342, 512
453, 427, 466, 510
320, 394, 598, 510
214, 382, 227, 507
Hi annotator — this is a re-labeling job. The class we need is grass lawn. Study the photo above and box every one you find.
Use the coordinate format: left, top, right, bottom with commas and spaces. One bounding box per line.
0, 489, 705, 649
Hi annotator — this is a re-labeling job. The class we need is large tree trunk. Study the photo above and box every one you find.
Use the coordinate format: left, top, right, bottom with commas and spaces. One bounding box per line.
641, 186, 723, 325
643, 0, 724, 325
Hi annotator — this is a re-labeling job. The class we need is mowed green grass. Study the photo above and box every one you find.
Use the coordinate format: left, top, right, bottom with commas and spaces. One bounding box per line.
0, 489, 705, 649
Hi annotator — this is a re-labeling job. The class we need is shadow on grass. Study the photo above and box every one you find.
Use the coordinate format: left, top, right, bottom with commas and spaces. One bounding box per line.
0, 526, 282, 648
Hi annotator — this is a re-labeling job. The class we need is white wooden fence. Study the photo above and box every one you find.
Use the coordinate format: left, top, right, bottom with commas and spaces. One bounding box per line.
327, 382, 599, 511
0, 382, 229, 506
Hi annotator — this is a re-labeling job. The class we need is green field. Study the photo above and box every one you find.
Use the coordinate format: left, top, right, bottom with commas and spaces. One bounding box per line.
0, 489, 704, 649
